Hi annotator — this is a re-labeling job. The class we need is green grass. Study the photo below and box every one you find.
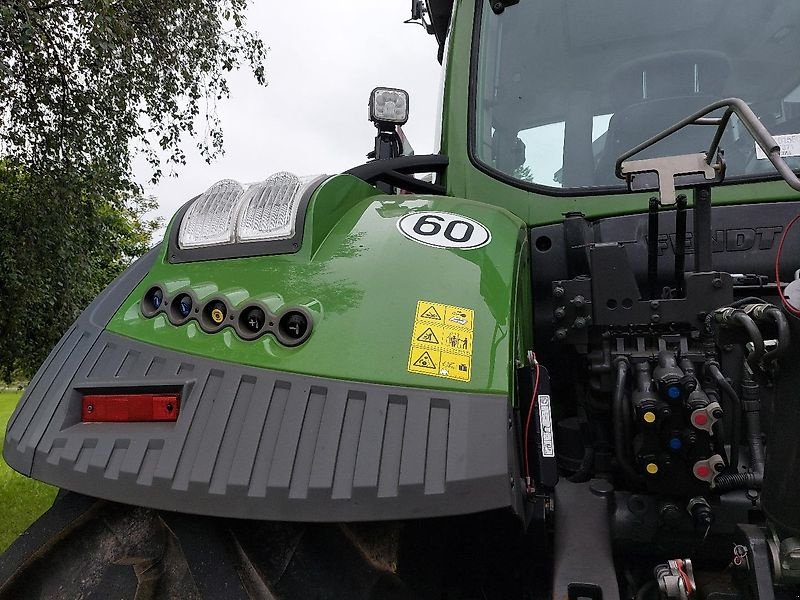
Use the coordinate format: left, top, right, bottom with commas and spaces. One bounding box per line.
0, 391, 58, 552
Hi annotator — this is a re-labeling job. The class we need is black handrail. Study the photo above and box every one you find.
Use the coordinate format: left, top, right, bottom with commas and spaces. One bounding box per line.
615, 97, 800, 193
345, 154, 449, 196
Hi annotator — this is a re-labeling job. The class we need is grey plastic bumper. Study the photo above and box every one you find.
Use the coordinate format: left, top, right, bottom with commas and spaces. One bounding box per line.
5, 328, 517, 522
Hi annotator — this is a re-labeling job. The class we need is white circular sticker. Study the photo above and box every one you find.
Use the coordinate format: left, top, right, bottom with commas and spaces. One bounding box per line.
397, 211, 492, 250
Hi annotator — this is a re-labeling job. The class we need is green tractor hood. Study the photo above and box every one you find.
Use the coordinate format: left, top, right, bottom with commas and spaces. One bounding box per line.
109, 174, 528, 395
4, 173, 531, 522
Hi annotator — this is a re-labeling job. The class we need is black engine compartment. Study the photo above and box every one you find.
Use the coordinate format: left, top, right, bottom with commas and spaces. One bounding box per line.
526, 198, 800, 599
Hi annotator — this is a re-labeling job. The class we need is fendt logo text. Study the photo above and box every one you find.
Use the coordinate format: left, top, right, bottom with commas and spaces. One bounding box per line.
651, 226, 783, 256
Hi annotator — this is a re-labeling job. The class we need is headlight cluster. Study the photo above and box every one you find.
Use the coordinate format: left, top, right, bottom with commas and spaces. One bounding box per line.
178, 172, 321, 250
141, 286, 313, 347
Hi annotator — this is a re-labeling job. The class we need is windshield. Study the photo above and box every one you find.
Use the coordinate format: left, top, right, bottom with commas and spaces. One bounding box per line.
473, 1, 800, 192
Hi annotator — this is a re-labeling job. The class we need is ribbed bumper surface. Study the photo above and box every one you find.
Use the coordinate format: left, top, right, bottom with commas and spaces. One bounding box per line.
5, 328, 516, 521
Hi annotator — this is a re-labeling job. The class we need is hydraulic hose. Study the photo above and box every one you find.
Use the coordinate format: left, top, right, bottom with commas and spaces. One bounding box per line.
752, 305, 791, 364
707, 362, 741, 472
741, 371, 766, 477
613, 359, 640, 483
766, 306, 791, 359
731, 311, 766, 370
714, 471, 762, 491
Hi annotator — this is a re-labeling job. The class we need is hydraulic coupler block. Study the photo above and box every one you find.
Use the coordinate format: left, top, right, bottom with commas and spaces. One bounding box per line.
685, 388, 722, 435
632, 362, 671, 426
653, 351, 685, 402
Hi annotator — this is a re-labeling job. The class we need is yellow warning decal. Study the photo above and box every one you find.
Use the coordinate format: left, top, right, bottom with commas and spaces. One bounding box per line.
415, 301, 474, 331
408, 301, 474, 382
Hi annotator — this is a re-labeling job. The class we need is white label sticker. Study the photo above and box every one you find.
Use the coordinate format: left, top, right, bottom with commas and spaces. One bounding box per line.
397, 212, 492, 250
756, 133, 800, 160
538, 394, 555, 458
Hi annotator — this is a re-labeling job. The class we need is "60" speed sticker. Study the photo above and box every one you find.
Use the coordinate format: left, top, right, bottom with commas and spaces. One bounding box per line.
397, 211, 491, 250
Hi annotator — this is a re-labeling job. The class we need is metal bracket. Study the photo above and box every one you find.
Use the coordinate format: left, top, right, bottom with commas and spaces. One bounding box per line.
490, 0, 520, 14
620, 152, 721, 206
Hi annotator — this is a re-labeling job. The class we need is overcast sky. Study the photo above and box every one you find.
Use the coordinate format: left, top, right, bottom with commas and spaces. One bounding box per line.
133, 1, 443, 225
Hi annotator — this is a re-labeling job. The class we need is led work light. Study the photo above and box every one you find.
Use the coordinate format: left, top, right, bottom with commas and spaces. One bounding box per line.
368, 87, 410, 128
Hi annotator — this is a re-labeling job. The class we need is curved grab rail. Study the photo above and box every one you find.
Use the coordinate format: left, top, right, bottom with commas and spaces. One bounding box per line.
615, 97, 800, 193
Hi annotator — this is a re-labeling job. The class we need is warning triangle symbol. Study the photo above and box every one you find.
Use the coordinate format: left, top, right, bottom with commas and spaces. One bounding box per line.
420, 306, 442, 320
412, 351, 437, 370
416, 328, 440, 344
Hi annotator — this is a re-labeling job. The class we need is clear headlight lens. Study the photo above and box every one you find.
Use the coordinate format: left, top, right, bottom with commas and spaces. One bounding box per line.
178, 179, 244, 249
236, 172, 319, 242
177, 173, 322, 250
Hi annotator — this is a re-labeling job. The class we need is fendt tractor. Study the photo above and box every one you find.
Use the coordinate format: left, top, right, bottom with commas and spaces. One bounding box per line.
4, 1, 800, 598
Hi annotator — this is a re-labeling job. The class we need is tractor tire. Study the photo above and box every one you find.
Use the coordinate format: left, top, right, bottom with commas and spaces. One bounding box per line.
0, 492, 416, 600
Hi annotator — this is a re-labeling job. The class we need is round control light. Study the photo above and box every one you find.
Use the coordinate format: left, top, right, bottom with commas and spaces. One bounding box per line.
277, 310, 312, 345
643, 411, 657, 424
203, 300, 227, 327
142, 286, 165, 317
151, 290, 163, 309
241, 307, 266, 334
175, 294, 193, 318
646, 463, 659, 475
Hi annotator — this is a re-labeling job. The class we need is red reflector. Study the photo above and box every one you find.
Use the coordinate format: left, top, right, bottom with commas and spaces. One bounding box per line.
82, 393, 180, 422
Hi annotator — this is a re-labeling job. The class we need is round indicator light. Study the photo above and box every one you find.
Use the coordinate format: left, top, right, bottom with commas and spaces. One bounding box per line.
667, 386, 681, 400
142, 287, 166, 316
694, 413, 709, 427
643, 411, 657, 424
175, 294, 193, 318
646, 463, 659, 475
278, 310, 311, 344
242, 307, 266, 334
669, 438, 683, 451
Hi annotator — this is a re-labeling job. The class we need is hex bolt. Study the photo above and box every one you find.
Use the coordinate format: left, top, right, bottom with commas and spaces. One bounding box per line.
651, 314, 661, 323
555, 328, 568, 341
554, 307, 566, 321
574, 317, 587, 329
650, 300, 660, 310
713, 278, 723, 289
553, 286, 565, 298
572, 295, 586, 309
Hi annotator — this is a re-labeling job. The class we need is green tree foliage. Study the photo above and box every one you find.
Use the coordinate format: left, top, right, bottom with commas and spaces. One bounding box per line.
0, 1, 266, 381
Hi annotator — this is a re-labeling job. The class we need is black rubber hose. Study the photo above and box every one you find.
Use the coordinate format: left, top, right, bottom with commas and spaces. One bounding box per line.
707, 362, 741, 472
763, 306, 791, 364
730, 296, 767, 308
745, 409, 766, 476
613, 359, 640, 483
731, 311, 766, 370
714, 471, 763, 491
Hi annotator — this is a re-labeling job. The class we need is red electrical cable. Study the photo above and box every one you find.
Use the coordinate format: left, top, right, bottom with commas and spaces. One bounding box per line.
775, 212, 800, 318
523, 353, 540, 495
